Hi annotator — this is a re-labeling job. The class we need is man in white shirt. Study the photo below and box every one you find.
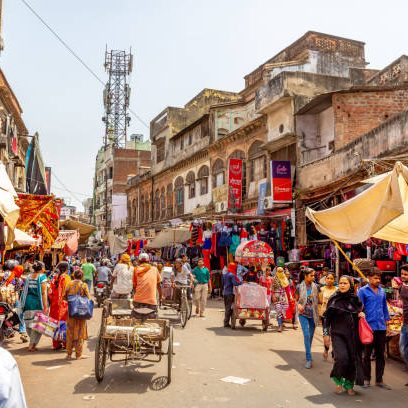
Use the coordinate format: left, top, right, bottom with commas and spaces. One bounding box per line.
174, 258, 192, 285
0, 347, 27, 408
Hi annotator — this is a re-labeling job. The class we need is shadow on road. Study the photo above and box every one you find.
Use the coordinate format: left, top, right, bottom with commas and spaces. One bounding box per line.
206, 326, 260, 337
73, 365, 169, 394
270, 349, 408, 407
31, 357, 72, 367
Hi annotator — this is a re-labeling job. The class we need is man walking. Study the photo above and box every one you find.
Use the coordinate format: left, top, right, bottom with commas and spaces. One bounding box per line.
81, 257, 96, 292
397, 264, 408, 386
358, 268, 391, 389
192, 258, 210, 317
222, 263, 242, 328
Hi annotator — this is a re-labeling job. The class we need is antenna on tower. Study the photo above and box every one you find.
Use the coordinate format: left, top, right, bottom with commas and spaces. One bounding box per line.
102, 47, 133, 148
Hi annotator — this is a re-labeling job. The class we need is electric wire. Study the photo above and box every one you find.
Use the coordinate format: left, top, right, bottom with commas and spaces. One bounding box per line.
19, 0, 149, 130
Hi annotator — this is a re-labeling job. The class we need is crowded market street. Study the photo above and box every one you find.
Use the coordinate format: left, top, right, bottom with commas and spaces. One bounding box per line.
3, 300, 407, 408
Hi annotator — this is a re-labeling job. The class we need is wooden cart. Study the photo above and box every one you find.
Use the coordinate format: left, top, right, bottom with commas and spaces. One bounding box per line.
95, 300, 173, 385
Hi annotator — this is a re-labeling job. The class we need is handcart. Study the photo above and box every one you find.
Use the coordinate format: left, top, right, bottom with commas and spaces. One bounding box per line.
231, 283, 270, 331
95, 299, 173, 385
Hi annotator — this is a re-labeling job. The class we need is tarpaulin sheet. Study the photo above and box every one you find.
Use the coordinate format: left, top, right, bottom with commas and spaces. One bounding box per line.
306, 161, 408, 244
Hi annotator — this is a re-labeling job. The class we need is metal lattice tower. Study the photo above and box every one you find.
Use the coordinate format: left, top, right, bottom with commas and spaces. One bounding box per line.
102, 48, 133, 147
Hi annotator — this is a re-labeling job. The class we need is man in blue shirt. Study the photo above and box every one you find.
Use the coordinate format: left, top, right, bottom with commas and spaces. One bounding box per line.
358, 268, 391, 389
222, 263, 242, 328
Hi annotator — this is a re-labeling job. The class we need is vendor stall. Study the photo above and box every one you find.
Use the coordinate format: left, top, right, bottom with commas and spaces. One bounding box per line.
306, 161, 408, 359
234, 240, 274, 265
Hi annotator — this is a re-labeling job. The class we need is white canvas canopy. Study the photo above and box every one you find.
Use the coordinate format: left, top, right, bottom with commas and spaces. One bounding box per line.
146, 227, 190, 248
0, 162, 20, 246
306, 161, 408, 244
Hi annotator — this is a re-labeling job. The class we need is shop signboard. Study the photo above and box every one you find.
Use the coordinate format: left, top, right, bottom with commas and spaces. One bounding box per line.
270, 160, 292, 202
212, 184, 228, 203
257, 180, 268, 215
227, 158, 243, 210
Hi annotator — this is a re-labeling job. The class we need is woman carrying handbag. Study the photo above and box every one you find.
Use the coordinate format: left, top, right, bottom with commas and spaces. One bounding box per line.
63, 269, 91, 360
323, 275, 365, 395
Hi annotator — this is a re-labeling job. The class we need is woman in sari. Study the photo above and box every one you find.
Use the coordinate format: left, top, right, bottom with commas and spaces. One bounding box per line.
272, 267, 289, 332
63, 269, 90, 360
284, 269, 297, 329
49, 262, 71, 350
21, 261, 48, 352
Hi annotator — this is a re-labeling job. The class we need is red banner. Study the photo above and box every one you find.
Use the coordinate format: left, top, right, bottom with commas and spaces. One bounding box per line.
271, 160, 292, 202
228, 158, 243, 210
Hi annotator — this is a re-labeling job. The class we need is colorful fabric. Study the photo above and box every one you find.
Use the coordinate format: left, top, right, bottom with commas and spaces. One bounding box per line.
271, 277, 288, 318
16, 194, 61, 250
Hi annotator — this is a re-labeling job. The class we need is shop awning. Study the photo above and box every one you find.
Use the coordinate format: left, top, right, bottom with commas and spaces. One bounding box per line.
52, 230, 79, 255
60, 219, 95, 244
146, 227, 190, 248
306, 161, 408, 244
14, 228, 39, 247
0, 162, 20, 246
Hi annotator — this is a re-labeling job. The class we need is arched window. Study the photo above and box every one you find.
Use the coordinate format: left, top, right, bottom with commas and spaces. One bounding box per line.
229, 150, 246, 200
197, 165, 209, 195
174, 176, 184, 216
140, 195, 145, 223
212, 159, 225, 188
131, 198, 137, 225
186, 171, 196, 199
160, 188, 165, 219
154, 189, 160, 220
166, 184, 173, 218
248, 140, 267, 182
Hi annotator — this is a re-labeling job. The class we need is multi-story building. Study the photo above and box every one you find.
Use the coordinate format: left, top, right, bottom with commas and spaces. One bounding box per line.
296, 57, 408, 245
94, 135, 151, 236
126, 31, 373, 234
0, 68, 29, 192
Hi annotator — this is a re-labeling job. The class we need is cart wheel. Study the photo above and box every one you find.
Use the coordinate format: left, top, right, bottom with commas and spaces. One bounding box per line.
167, 326, 173, 385
239, 319, 246, 327
187, 300, 193, 320
180, 297, 188, 328
262, 319, 269, 331
95, 335, 107, 383
231, 308, 237, 330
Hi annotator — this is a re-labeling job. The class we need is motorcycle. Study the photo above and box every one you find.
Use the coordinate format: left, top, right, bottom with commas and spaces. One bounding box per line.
95, 282, 110, 308
0, 302, 20, 342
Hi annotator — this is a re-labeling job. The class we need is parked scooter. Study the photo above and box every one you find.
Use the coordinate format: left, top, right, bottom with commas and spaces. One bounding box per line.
0, 302, 20, 342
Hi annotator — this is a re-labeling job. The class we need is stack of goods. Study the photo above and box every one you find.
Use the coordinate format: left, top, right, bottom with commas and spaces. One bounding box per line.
32, 312, 58, 338
0, 286, 18, 305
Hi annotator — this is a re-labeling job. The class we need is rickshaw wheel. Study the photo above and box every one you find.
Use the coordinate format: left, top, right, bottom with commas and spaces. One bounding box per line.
167, 327, 174, 385
95, 335, 107, 383
180, 297, 188, 328
231, 308, 237, 329
187, 299, 193, 320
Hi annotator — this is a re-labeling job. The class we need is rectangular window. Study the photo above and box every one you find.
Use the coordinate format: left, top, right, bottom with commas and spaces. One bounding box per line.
156, 140, 165, 163
200, 178, 208, 195
215, 172, 224, 187
180, 138, 184, 150
251, 157, 266, 182
176, 189, 183, 205
188, 134, 192, 145
188, 183, 195, 199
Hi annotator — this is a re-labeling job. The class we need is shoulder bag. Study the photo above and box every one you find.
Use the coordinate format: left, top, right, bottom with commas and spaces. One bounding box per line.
68, 282, 94, 320
359, 317, 374, 344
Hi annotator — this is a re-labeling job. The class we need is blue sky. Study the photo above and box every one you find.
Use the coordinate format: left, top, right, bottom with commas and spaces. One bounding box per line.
1, 0, 406, 209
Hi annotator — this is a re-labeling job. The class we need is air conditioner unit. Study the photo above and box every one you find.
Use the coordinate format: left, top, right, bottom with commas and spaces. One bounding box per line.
263, 196, 274, 210
215, 201, 227, 213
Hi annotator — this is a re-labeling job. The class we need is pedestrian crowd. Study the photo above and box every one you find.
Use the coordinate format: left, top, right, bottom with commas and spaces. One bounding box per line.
1, 253, 408, 404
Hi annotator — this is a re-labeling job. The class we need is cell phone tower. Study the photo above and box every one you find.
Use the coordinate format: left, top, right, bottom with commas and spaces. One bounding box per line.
102, 48, 133, 148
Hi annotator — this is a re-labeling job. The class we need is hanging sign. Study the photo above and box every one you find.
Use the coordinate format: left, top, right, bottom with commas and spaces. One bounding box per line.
227, 158, 243, 210
271, 160, 292, 202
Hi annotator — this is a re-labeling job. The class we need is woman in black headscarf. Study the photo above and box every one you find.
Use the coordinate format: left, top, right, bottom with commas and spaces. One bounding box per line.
323, 275, 365, 395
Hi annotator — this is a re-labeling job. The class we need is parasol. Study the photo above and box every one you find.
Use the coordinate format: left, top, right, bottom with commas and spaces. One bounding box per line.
146, 227, 190, 248
234, 240, 274, 265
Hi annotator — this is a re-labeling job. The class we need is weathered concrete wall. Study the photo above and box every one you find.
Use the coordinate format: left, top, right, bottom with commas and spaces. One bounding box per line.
298, 110, 408, 191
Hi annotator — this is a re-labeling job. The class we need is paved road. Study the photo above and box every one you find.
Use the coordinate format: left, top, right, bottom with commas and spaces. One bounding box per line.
3, 300, 408, 407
